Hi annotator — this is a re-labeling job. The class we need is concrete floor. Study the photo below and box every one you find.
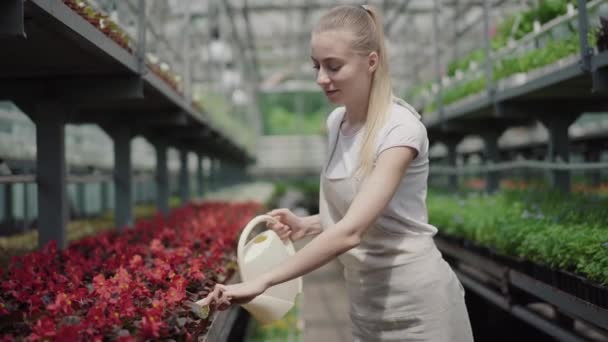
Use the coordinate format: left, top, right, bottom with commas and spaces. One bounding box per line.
295, 238, 352, 342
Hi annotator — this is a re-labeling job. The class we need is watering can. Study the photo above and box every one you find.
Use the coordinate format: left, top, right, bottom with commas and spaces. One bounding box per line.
236, 215, 303, 325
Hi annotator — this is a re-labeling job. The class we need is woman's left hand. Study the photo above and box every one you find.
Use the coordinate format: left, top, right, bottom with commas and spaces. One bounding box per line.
196, 277, 269, 310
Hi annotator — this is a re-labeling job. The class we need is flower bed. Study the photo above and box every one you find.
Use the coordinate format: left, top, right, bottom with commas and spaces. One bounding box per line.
0, 201, 261, 341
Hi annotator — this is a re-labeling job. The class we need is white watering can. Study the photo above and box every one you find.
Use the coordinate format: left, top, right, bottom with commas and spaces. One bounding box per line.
236, 215, 303, 325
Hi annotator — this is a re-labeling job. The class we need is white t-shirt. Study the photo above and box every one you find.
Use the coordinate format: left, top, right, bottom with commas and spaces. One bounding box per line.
324, 100, 438, 236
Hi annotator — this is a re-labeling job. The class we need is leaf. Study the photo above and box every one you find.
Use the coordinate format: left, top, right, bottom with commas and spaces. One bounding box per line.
176, 317, 187, 327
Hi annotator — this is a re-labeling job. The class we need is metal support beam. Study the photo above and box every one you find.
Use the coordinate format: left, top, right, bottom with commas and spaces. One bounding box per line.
481, 131, 502, 193
452, 0, 460, 61
584, 150, 601, 187
211, 158, 219, 191
77, 182, 86, 217
100, 180, 109, 213
510, 270, 608, 331
2, 184, 14, 225
0, 77, 144, 105
179, 149, 190, 204
432, 0, 444, 121
592, 65, 608, 93
447, 143, 459, 190
34, 109, 68, 249
111, 126, 134, 229
384, 0, 412, 36
0, 0, 25, 39
136, 0, 147, 74
213, 158, 219, 192
22, 183, 29, 231
243, 0, 261, 85
154, 141, 170, 216
197, 153, 205, 197
577, 0, 592, 72
73, 110, 187, 126
182, 2, 192, 102
219, 2, 463, 13
541, 116, 577, 193
482, 0, 494, 96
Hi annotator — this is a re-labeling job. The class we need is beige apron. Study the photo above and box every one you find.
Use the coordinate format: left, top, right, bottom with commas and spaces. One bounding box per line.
319, 124, 474, 342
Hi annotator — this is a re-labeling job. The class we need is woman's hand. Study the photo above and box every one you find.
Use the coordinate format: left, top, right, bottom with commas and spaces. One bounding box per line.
266, 208, 308, 241
195, 277, 269, 311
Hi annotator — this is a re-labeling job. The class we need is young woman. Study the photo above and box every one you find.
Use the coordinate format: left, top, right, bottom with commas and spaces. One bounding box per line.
200, 5, 474, 341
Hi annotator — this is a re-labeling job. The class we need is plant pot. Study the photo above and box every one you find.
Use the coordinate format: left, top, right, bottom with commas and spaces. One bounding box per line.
555, 269, 608, 309
65, 2, 79, 11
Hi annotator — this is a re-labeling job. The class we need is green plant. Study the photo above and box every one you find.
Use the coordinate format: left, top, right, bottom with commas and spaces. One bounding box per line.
416, 0, 584, 110
427, 189, 608, 285
260, 92, 330, 135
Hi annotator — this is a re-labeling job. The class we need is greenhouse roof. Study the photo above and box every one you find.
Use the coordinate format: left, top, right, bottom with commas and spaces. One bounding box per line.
115, 0, 524, 96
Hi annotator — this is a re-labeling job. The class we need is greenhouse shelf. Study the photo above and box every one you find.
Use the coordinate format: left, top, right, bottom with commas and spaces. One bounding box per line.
435, 236, 608, 339
0, 0, 249, 161
424, 50, 608, 130
421, 0, 608, 132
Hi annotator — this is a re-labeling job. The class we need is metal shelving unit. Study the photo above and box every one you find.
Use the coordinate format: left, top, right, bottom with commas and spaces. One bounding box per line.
421, 0, 608, 194
0, 0, 253, 249
435, 236, 608, 341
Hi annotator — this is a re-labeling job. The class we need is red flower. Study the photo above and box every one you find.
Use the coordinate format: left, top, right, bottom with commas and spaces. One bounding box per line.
2, 202, 261, 340
55, 324, 81, 341
93, 274, 112, 300
150, 239, 164, 254
129, 254, 143, 269
47, 292, 73, 315
140, 315, 165, 338
85, 305, 107, 328
112, 267, 132, 292
0, 302, 9, 316
1, 334, 16, 342
116, 335, 136, 342
29, 317, 56, 340
165, 285, 185, 305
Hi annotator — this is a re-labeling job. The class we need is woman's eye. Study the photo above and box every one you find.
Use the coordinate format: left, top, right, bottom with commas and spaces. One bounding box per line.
328, 65, 341, 72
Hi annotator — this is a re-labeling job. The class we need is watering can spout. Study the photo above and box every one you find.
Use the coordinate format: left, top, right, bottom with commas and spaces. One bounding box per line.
236, 215, 303, 325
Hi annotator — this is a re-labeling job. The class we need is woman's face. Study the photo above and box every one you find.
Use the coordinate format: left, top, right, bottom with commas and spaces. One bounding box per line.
310, 30, 377, 105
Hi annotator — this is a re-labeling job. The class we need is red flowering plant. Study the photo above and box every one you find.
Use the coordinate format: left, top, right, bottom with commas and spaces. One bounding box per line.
0, 201, 261, 341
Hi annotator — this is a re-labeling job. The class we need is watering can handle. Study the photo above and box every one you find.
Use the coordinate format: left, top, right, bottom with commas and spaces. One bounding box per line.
237, 214, 284, 266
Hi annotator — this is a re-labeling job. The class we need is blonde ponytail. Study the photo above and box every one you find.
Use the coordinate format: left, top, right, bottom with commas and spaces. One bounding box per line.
315, 5, 394, 179
357, 5, 392, 178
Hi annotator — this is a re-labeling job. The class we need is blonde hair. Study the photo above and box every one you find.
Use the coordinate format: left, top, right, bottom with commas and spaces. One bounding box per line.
314, 4, 394, 178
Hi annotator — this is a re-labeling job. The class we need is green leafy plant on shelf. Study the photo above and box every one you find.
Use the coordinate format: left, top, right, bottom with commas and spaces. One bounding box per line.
424, 33, 581, 113
412, 0, 590, 112
424, 77, 486, 113
427, 189, 608, 285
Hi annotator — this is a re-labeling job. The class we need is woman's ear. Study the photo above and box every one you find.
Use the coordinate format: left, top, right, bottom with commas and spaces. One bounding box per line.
368, 51, 379, 73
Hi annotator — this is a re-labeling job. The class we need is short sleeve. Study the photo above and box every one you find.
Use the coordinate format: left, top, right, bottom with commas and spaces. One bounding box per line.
376, 121, 427, 159
326, 107, 345, 132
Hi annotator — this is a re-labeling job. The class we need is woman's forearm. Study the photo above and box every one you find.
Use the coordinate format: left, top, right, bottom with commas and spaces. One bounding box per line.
261, 222, 358, 288
301, 214, 322, 236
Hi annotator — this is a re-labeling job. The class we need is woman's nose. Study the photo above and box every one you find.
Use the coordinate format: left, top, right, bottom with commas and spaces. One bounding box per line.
316, 68, 330, 86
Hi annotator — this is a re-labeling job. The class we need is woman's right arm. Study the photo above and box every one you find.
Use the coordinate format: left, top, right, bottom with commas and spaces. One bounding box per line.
267, 209, 323, 241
